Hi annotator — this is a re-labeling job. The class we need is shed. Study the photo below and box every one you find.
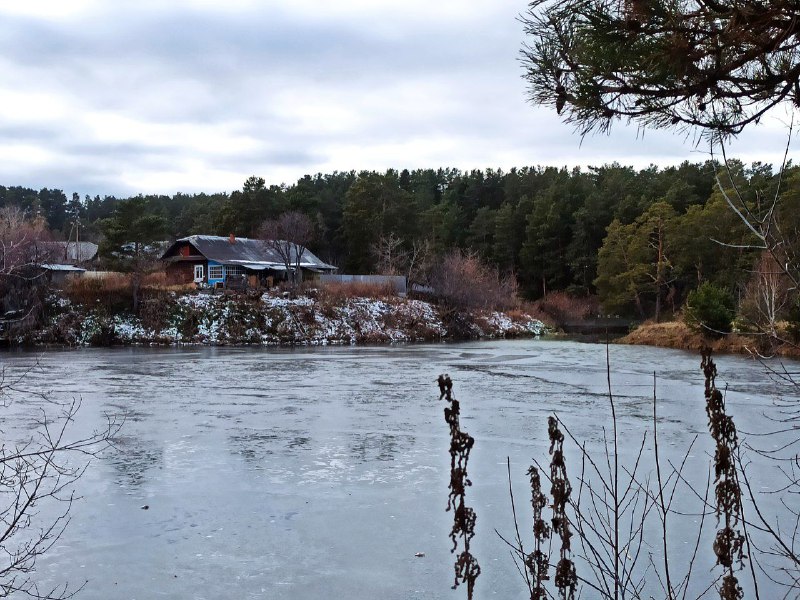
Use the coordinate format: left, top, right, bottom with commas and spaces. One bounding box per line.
41, 263, 86, 286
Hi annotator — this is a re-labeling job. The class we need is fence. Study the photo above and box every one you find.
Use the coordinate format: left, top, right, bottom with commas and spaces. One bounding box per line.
82, 271, 124, 279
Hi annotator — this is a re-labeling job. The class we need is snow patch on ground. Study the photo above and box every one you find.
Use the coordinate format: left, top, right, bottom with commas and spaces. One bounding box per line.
38, 291, 546, 347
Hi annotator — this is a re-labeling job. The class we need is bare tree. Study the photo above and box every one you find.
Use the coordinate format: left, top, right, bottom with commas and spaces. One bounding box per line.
519, 1, 800, 593
0, 365, 120, 598
258, 211, 314, 288
739, 252, 792, 337
0, 207, 52, 281
372, 233, 407, 276
0, 208, 55, 336
407, 238, 434, 287
372, 234, 435, 290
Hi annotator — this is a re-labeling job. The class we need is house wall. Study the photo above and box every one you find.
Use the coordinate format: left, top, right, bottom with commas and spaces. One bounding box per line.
48, 271, 84, 287
164, 259, 244, 287
164, 241, 202, 259
166, 261, 201, 285
207, 260, 224, 286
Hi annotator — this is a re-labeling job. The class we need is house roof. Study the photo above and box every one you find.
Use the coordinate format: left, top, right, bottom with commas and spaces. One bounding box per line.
161, 235, 337, 271
40, 241, 98, 263
41, 264, 86, 272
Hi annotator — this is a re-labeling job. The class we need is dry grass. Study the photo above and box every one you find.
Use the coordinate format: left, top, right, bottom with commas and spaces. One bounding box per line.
65, 274, 132, 308
65, 271, 188, 309
316, 281, 397, 303
619, 320, 800, 357
142, 272, 167, 287
143, 271, 194, 292
530, 291, 599, 325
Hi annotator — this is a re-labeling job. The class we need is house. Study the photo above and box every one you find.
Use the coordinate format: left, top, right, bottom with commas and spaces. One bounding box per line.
160, 234, 337, 288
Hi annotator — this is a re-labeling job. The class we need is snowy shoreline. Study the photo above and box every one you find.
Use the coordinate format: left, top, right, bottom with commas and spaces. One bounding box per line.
32, 291, 547, 347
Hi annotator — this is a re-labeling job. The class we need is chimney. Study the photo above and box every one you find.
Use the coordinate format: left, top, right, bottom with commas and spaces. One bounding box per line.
229, 233, 236, 244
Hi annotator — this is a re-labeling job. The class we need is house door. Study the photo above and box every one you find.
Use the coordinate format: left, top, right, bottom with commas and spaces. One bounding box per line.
194, 264, 204, 282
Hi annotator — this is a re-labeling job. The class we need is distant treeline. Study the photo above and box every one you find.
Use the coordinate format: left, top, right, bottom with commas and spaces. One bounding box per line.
2, 160, 794, 318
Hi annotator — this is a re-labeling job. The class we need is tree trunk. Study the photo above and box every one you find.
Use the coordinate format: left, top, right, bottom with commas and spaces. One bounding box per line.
132, 271, 141, 314
654, 226, 664, 323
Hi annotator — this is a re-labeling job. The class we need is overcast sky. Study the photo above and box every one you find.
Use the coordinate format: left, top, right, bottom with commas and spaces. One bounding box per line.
0, 0, 796, 197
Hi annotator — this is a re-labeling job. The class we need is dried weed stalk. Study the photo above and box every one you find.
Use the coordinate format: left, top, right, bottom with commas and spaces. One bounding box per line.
549, 416, 577, 600
440, 375, 480, 598
510, 348, 706, 600
528, 464, 551, 599
702, 349, 746, 600
495, 457, 551, 599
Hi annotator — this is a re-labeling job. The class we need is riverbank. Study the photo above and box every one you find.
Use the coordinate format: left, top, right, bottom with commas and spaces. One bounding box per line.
28, 290, 546, 347
618, 320, 800, 357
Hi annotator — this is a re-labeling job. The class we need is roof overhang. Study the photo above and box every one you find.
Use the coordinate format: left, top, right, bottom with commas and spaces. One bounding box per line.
42, 264, 86, 272
225, 260, 287, 271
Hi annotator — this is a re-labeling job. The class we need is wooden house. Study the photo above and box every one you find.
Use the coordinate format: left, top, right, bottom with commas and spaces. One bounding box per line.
160, 234, 337, 288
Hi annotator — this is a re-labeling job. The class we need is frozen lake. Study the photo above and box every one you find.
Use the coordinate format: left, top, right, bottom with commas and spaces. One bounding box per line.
1, 340, 797, 599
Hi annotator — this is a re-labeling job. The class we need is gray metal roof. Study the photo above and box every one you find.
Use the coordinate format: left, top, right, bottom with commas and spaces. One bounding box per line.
41, 241, 98, 263
161, 235, 337, 271
41, 264, 86, 272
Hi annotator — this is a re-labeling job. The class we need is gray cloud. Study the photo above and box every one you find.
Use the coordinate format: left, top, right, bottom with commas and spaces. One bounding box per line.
0, 2, 794, 198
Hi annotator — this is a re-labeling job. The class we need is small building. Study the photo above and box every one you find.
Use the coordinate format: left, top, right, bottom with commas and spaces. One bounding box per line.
41, 263, 86, 286
160, 234, 337, 288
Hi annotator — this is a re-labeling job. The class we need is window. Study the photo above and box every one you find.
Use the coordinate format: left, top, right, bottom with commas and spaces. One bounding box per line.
193, 265, 204, 281
225, 265, 244, 277
209, 265, 223, 280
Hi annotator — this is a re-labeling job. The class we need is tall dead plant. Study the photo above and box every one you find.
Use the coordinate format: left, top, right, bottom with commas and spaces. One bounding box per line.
702, 350, 748, 599
439, 374, 480, 598
549, 416, 578, 599
500, 347, 709, 600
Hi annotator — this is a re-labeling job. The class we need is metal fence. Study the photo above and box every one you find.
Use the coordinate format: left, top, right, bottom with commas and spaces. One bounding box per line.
82, 270, 124, 279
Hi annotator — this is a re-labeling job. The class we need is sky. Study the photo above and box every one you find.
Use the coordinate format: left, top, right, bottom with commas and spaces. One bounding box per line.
0, 0, 796, 198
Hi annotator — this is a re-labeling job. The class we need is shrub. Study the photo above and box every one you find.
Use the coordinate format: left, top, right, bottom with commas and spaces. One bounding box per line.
430, 249, 518, 311
177, 308, 202, 339
65, 274, 132, 311
531, 291, 599, 326
142, 271, 168, 287
138, 293, 174, 332
785, 298, 800, 343
684, 282, 735, 335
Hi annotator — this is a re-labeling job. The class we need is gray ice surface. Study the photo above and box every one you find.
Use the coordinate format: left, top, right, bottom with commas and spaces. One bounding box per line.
1, 340, 797, 599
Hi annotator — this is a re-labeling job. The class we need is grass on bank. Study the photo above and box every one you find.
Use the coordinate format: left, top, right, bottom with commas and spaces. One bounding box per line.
619, 319, 800, 357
